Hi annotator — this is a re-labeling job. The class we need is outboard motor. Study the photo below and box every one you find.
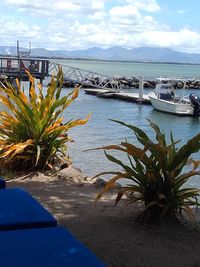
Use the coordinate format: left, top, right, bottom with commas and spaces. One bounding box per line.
189, 93, 200, 117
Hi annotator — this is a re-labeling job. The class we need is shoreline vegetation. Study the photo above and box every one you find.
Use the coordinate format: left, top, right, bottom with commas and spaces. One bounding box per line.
7, 166, 200, 267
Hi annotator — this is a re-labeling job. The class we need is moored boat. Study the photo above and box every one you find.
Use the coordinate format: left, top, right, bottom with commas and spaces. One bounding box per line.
148, 79, 200, 116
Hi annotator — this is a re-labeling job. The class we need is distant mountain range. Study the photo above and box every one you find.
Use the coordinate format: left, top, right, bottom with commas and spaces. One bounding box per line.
1, 45, 200, 64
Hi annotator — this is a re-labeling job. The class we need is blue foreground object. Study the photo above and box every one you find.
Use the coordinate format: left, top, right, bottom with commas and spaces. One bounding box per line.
0, 188, 57, 230
0, 185, 106, 266
0, 226, 105, 267
0, 177, 6, 189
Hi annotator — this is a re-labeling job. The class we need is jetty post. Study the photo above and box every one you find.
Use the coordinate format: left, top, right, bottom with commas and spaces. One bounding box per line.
139, 77, 144, 104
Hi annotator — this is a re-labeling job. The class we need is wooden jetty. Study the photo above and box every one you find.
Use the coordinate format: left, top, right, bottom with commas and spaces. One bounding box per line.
84, 88, 151, 104
0, 56, 49, 82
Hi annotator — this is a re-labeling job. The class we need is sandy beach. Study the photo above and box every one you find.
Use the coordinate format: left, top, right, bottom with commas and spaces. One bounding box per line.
7, 166, 200, 267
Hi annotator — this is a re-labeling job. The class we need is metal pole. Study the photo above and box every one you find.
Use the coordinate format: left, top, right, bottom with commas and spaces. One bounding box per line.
139, 77, 144, 104
17, 40, 19, 58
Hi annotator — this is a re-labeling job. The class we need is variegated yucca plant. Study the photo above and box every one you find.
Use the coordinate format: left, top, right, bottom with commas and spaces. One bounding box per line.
94, 119, 200, 222
0, 67, 89, 172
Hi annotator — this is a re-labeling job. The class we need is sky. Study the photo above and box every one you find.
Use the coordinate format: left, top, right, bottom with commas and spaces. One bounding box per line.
0, 0, 200, 53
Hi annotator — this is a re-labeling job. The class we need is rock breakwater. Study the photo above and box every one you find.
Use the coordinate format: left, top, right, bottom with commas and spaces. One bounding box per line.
62, 77, 200, 90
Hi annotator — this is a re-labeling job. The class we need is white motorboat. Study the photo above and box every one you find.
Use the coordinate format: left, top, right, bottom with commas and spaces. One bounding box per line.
148, 79, 200, 116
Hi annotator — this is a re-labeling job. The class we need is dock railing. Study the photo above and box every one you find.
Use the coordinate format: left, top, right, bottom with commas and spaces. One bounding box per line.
0, 56, 49, 82
49, 62, 121, 91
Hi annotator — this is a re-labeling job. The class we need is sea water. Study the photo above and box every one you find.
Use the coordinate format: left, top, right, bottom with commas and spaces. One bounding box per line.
53, 59, 200, 187
55, 58, 200, 79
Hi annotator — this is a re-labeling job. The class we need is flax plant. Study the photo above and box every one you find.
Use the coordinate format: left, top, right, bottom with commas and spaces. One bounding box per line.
0, 67, 89, 172
93, 119, 200, 222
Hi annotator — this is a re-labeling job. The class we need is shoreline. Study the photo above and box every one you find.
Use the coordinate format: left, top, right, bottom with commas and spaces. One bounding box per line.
7, 166, 200, 267
51, 57, 200, 66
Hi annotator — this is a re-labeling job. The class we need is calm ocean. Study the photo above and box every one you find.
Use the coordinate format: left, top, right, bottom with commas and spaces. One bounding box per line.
52, 59, 200, 187
55, 58, 200, 79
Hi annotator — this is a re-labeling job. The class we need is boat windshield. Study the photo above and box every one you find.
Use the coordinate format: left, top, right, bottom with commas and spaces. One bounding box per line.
155, 82, 174, 93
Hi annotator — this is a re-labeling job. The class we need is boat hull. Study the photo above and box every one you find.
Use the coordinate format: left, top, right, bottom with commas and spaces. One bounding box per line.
148, 92, 194, 116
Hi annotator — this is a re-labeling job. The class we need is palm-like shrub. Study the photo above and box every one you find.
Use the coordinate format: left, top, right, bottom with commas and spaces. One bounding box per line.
94, 119, 200, 221
0, 68, 89, 171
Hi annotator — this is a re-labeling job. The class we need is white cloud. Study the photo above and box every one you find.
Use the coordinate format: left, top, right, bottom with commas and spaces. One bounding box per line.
0, 19, 40, 37
109, 5, 140, 18
4, 0, 105, 17
0, 18, 42, 48
109, 5, 141, 26
1, 0, 200, 53
87, 11, 106, 21
53, 2, 81, 12
128, 28, 200, 52
91, 1, 104, 11
5, 0, 27, 3
109, 5, 158, 32
125, 0, 160, 12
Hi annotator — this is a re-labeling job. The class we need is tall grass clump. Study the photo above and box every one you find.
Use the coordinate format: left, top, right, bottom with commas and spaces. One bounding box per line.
93, 119, 200, 222
0, 67, 89, 172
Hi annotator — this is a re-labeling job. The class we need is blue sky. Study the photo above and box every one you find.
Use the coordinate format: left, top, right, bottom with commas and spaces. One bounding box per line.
0, 0, 200, 53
